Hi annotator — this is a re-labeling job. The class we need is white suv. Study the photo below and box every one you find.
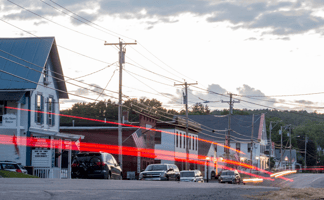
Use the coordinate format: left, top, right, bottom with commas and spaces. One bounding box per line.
0, 161, 27, 174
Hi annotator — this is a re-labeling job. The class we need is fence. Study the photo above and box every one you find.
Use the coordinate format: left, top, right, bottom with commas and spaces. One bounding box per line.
33, 167, 69, 179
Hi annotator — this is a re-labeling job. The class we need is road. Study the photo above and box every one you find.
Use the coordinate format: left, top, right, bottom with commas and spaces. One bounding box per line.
0, 178, 278, 200
1, 173, 323, 200
266, 173, 324, 188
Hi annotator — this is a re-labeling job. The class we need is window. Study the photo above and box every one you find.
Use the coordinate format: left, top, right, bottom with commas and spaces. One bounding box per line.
248, 143, 252, 152
35, 94, 43, 124
183, 134, 185, 149
0, 101, 5, 123
236, 143, 241, 151
179, 133, 182, 148
175, 132, 178, 147
47, 97, 54, 126
189, 135, 191, 150
43, 64, 49, 84
155, 131, 161, 144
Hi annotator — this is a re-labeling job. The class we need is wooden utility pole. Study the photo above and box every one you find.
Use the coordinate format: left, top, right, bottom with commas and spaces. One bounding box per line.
105, 39, 136, 169
174, 81, 197, 170
221, 93, 240, 158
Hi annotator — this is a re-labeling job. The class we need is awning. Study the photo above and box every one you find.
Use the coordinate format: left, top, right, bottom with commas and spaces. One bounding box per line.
29, 127, 84, 140
0, 91, 26, 101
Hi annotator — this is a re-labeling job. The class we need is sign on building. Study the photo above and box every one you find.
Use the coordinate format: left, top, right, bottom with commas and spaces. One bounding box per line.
32, 150, 51, 167
2, 114, 17, 127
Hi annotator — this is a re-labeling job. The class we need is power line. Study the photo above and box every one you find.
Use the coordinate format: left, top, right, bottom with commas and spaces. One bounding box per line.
0, 18, 111, 65
8, 0, 104, 42
0, 49, 124, 98
48, 0, 135, 41
95, 67, 118, 101
123, 68, 174, 87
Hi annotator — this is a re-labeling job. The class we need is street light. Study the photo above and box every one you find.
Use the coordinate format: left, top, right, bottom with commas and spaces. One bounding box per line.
206, 156, 210, 183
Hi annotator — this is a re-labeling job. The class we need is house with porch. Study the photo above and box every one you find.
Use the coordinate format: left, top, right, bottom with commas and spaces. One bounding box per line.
0, 37, 83, 178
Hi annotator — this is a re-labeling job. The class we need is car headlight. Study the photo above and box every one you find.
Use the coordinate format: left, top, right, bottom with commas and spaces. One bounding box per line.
139, 173, 143, 179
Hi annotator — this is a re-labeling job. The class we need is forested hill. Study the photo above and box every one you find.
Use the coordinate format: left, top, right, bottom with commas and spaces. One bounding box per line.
211, 109, 324, 127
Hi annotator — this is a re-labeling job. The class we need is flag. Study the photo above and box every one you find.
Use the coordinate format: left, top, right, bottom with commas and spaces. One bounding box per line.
75, 137, 81, 151
132, 129, 146, 149
234, 152, 239, 161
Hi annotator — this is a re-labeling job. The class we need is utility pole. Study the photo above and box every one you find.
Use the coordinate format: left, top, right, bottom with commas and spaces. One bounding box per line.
174, 81, 197, 170
221, 93, 240, 158
279, 126, 283, 169
269, 121, 281, 171
250, 114, 254, 177
305, 135, 308, 169
288, 124, 292, 169
105, 39, 136, 169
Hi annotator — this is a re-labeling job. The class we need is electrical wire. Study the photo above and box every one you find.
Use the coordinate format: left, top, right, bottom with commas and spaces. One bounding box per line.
0, 18, 110, 65
8, 0, 104, 42
0, 49, 124, 97
95, 67, 118, 101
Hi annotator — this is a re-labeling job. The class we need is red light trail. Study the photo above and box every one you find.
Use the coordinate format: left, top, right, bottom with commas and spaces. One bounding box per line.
5, 106, 245, 154
0, 134, 293, 181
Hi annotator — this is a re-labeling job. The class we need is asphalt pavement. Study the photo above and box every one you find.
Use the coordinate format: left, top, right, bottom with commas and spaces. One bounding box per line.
0, 178, 278, 200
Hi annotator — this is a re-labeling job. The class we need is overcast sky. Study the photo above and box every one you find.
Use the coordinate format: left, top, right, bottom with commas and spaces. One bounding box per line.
1, 0, 324, 112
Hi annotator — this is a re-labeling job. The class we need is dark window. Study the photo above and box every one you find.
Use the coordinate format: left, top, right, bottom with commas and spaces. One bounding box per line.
189, 135, 191, 150
145, 164, 167, 171
155, 131, 161, 144
0, 101, 5, 123
248, 143, 251, 152
175, 132, 178, 147
43, 64, 49, 84
236, 143, 240, 151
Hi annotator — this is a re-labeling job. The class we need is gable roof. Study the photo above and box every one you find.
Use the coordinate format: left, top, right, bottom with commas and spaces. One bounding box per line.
186, 114, 265, 143
0, 37, 68, 99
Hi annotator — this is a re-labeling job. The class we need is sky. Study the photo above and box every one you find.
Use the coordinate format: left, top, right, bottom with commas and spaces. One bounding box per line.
1, 0, 324, 113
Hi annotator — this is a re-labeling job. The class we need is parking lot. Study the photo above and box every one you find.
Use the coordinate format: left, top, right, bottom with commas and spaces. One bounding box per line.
0, 178, 278, 200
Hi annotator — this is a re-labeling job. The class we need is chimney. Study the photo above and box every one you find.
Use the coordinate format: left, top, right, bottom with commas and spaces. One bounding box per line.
122, 111, 129, 123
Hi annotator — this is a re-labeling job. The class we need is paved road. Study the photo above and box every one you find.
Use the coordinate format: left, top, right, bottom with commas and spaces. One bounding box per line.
0, 178, 278, 200
244, 173, 324, 188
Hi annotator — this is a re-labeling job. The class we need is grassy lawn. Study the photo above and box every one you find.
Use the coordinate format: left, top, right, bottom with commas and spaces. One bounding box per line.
0, 170, 39, 178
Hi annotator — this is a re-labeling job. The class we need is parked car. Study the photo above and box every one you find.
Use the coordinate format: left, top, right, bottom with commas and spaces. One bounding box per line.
180, 170, 204, 183
71, 152, 122, 180
139, 164, 180, 181
218, 170, 241, 184
0, 160, 27, 174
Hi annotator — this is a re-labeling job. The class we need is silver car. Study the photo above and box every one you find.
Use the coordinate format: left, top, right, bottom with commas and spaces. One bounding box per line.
180, 170, 204, 183
0, 161, 28, 174
218, 170, 241, 184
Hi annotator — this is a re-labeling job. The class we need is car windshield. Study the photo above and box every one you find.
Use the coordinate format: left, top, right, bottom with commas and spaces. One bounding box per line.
75, 153, 102, 162
145, 165, 167, 171
180, 172, 195, 177
222, 171, 235, 175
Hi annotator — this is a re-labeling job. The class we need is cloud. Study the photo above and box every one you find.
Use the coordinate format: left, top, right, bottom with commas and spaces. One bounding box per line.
33, 20, 48, 26
294, 100, 315, 105
60, 99, 86, 104
74, 88, 89, 96
3, 0, 324, 36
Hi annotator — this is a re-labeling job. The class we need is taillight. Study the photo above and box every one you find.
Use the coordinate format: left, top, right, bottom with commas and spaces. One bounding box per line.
72, 163, 79, 167
16, 169, 22, 173
96, 162, 105, 166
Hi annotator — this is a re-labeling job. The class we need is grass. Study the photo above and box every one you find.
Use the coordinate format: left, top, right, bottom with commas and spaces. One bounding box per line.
0, 170, 39, 178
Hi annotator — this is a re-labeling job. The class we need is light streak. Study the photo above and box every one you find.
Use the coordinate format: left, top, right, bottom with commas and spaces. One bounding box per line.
5, 106, 245, 154
270, 170, 297, 178
242, 178, 263, 183
0, 134, 280, 180
220, 159, 293, 182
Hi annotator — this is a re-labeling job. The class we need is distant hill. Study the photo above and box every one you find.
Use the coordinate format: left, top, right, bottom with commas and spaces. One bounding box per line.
210, 109, 324, 127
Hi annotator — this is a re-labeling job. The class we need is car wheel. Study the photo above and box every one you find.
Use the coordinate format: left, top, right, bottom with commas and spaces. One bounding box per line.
106, 172, 111, 180
211, 171, 215, 179
166, 176, 169, 181
176, 176, 180, 181
237, 178, 240, 184
118, 173, 122, 180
